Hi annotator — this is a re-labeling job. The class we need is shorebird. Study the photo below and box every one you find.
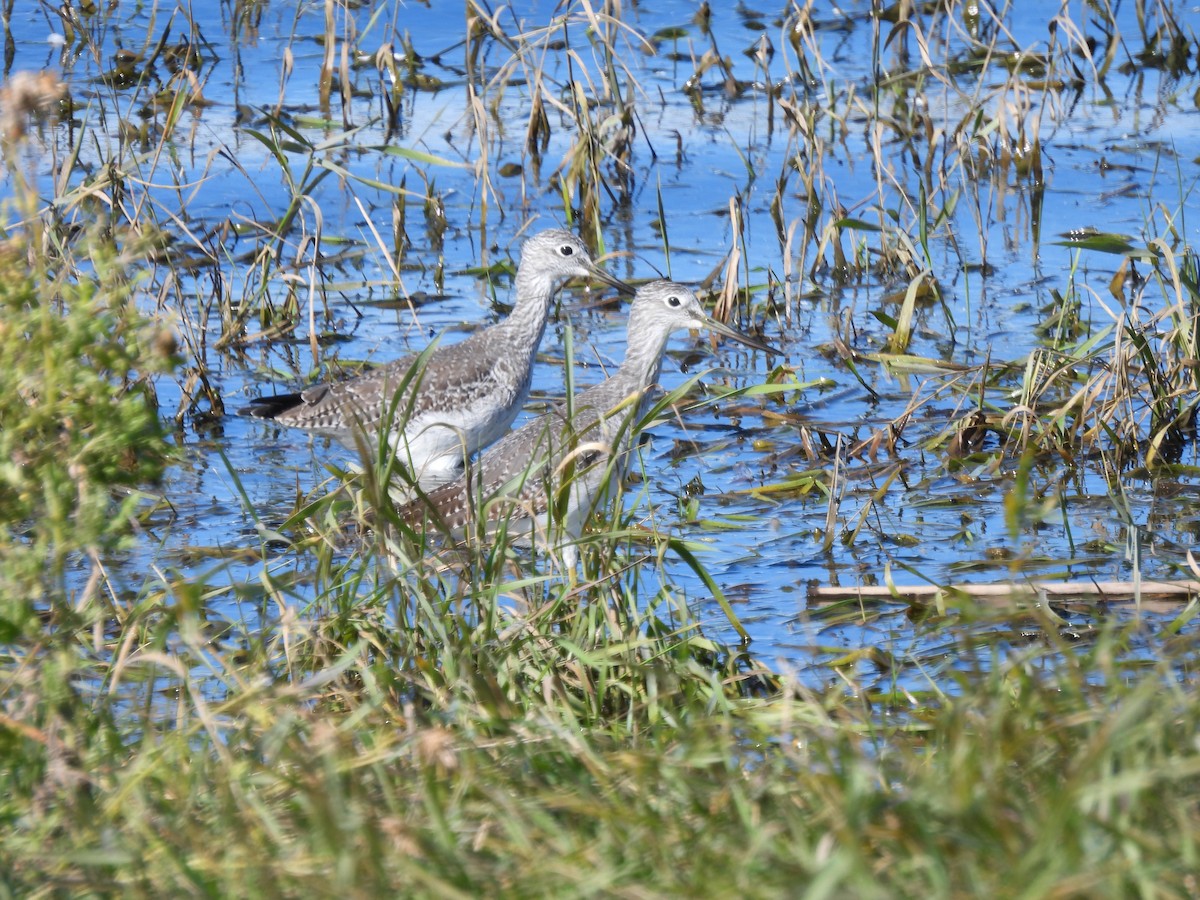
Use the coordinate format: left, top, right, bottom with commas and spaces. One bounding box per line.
400, 279, 778, 566
240, 229, 632, 485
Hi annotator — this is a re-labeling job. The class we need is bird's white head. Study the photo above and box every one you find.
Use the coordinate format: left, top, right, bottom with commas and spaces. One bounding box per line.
629, 280, 778, 354
519, 229, 632, 295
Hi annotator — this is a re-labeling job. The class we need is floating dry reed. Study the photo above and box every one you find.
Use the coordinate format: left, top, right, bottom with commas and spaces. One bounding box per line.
809, 580, 1200, 605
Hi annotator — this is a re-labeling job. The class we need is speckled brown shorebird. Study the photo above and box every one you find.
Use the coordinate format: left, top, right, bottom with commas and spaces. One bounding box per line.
240, 229, 632, 485
400, 279, 779, 567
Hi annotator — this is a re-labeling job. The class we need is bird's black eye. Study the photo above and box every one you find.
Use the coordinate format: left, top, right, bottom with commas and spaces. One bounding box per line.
667, 295, 681, 307
560, 244, 575, 257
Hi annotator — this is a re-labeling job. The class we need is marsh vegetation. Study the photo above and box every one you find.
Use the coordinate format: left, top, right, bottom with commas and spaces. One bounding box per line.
2, 0, 1200, 894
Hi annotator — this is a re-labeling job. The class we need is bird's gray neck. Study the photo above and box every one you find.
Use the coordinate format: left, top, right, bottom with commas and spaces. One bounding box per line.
503, 266, 559, 347
614, 315, 674, 404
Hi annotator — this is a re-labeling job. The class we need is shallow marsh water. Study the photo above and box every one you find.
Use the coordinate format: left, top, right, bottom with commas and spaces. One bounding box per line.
4, 0, 1200, 689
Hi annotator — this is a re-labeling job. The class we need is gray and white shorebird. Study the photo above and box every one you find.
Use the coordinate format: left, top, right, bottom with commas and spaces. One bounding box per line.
399, 279, 778, 566
240, 229, 633, 485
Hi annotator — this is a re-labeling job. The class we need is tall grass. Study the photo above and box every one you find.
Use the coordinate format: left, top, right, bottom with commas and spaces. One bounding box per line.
6, 505, 1200, 895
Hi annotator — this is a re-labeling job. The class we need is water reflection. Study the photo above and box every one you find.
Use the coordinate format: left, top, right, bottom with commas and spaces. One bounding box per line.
2, 0, 1198, 676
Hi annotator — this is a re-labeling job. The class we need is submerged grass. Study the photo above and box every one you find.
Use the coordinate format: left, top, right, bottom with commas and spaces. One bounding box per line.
4, 0, 1200, 895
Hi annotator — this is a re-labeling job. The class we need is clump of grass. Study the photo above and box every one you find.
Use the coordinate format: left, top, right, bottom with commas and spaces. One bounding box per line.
0, 73, 177, 620
6, 534, 1200, 895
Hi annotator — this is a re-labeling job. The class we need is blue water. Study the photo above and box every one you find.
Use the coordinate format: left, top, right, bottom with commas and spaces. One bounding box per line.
4, 0, 1200, 682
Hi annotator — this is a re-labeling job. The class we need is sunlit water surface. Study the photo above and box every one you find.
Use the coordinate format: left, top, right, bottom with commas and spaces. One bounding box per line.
5, 1, 1200, 689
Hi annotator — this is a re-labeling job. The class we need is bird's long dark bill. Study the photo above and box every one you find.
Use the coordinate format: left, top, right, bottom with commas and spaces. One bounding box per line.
702, 315, 780, 356
588, 265, 636, 296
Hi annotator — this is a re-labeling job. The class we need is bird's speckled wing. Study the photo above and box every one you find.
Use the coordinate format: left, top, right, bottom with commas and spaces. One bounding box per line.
245, 329, 521, 440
